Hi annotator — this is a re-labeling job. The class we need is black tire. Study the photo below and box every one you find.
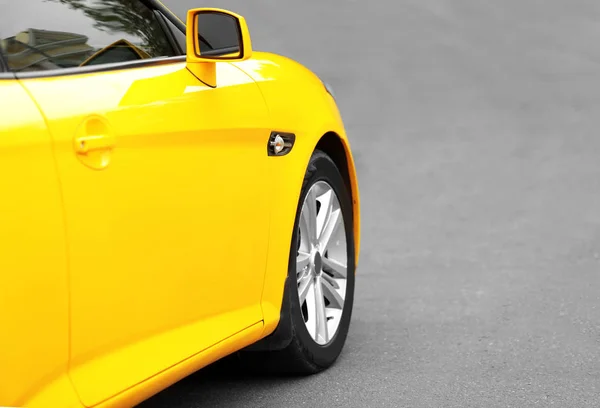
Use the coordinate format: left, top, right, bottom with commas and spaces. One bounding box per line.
248, 149, 356, 375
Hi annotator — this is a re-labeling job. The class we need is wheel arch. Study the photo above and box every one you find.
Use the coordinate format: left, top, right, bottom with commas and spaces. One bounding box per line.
247, 130, 360, 352
315, 132, 360, 262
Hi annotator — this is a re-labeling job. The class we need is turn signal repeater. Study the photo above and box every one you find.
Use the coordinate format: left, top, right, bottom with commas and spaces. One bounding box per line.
267, 131, 296, 156
271, 134, 285, 154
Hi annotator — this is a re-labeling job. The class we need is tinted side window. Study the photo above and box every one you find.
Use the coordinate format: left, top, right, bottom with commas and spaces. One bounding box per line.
0, 0, 176, 72
162, 15, 187, 55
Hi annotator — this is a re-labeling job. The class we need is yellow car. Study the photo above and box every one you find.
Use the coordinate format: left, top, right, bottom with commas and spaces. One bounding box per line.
0, 1, 360, 407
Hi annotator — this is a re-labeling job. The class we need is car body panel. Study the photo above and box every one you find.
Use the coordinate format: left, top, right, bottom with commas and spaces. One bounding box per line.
94, 322, 263, 408
0, 81, 80, 407
18, 61, 272, 406
233, 52, 361, 335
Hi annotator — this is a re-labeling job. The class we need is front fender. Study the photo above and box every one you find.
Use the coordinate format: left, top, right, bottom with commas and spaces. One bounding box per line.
234, 53, 360, 340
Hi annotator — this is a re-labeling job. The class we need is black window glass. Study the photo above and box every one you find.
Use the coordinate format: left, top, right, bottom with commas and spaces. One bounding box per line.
0, 0, 176, 72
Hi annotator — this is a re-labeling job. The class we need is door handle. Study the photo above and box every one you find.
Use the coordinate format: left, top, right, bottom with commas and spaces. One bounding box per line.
75, 135, 115, 155
73, 115, 115, 170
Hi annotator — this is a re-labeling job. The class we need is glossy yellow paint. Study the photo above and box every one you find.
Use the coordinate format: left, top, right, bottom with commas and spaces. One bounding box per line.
20, 60, 272, 407
0, 6, 360, 408
233, 53, 361, 336
185, 8, 252, 88
95, 322, 264, 408
0, 82, 80, 407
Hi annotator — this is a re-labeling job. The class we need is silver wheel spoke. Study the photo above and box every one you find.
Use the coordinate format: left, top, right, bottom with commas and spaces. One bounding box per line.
321, 277, 344, 309
321, 272, 340, 290
296, 251, 311, 274
314, 276, 329, 344
298, 274, 314, 304
323, 257, 347, 279
295, 180, 347, 346
317, 189, 334, 241
318, 208, 342, 252
301, 188, 318, 244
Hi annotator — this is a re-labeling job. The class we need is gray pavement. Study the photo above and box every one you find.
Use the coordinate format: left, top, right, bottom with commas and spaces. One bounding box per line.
142, 1, 600, 406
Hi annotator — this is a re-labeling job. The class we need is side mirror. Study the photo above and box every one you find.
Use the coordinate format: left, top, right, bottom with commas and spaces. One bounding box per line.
186, 8, 252, 63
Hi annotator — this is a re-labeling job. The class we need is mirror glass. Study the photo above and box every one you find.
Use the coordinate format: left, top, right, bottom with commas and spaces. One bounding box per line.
196, 12, 242, 59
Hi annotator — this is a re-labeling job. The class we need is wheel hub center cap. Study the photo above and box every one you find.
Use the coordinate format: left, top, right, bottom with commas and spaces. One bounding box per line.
312, 250, 323, 275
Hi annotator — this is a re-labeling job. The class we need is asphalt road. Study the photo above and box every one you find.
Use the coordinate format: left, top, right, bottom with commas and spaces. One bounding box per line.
142, 1, 600, 406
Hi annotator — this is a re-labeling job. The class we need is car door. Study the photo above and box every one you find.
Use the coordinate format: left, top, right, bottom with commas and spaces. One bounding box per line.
3, 1, 271, 406
0, 78, 78, 407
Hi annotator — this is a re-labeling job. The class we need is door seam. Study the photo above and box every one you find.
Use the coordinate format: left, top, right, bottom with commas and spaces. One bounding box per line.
16, 80, 83, 405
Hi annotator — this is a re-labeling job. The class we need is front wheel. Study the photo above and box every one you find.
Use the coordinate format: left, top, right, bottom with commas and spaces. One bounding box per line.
260, 149, 356, 374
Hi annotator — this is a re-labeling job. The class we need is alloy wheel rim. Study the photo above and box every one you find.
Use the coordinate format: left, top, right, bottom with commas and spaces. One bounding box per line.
296, 181, 347, 346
